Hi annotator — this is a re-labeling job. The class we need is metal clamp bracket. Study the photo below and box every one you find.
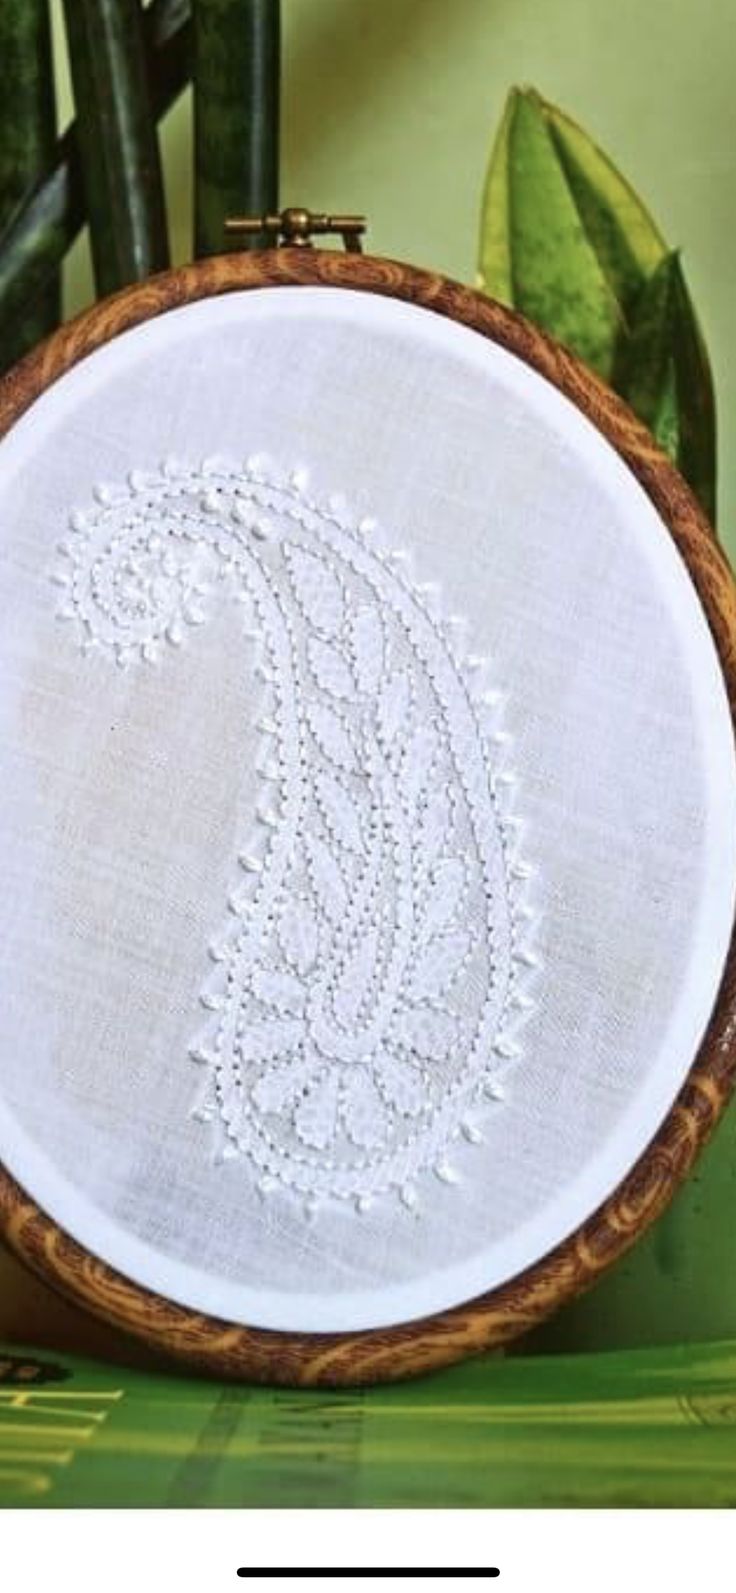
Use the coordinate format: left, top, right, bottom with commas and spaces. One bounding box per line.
225, 206, 366, 252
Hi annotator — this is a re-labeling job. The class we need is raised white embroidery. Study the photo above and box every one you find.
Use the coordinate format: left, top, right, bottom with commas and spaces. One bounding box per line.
54, 458, 540, 1214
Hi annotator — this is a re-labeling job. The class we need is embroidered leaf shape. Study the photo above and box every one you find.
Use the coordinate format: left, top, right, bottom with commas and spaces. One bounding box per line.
421, 857, 466, 940
333, 927, 379, 1029
252, 969, 306, 1016
377, 671, 410, 746
315, 770, 364, 853
251, 1057, 315, 1113
65, 461, 527, 1214
341, 1069, 389, 1150
351, 607, 384, 695
308, 636, 355, 700
278, 899, 319, 975
305, 833, 348, 924
307, 703, 356, 771
417, 786, 452, 860
402, 723, 439, 811
408, 930, 470, 1002
237, 1016, 305, 1065
293, 1070, 340, 1151
396, 1007, 457, 1061
374, 1051, 426, 1118
286, 545, 344, 635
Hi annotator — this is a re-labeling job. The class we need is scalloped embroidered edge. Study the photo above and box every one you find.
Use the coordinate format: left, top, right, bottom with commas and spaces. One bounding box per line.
53, 455, 543, 1217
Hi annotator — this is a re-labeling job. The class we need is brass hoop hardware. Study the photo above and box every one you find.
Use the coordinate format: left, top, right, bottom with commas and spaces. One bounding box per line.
225, 205, 366, 252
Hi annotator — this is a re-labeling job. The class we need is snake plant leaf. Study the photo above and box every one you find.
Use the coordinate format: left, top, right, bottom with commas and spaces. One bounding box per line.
62, 0, 170, 297
478, 86, 717, 523
541, 93, 666, 323
0, 0, 191, 339
479, 87, 623, 380
0, 0, 60, 370
479, 88, 513, 305
194, 0, 280, 257
479, 87, 667, 364
614, 251, 716, 523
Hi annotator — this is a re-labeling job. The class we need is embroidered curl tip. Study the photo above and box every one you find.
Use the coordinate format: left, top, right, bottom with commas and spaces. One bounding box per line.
54, 457, 541, 1217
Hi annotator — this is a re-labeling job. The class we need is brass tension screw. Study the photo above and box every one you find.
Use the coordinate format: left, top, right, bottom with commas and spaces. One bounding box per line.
225, 206, 367, 252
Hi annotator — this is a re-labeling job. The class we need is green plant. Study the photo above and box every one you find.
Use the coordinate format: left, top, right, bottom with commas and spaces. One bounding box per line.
0, 0, 59, 366
478, 87, 716, 523
0, 23, 718, 531
0, 0, 281, 365
194, 0, 280, 256
62, 0, 170, 295
0, 0, 191, 371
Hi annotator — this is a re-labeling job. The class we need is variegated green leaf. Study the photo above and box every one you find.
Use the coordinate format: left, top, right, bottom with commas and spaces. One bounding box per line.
477, 87, 514, 305
478, 86, 717, 523
614, 251, 716, 522
542, 92, 666, 321
479, 87, 623, 378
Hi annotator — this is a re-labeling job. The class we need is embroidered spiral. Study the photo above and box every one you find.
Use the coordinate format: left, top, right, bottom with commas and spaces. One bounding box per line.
54, 458, 539, 1214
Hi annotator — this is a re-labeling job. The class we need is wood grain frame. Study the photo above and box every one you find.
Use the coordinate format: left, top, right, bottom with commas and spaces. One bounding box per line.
0, 250, 735, 1386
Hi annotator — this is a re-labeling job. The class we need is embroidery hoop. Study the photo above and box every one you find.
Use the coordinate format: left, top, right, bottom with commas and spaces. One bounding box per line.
0, 249, 735, 1385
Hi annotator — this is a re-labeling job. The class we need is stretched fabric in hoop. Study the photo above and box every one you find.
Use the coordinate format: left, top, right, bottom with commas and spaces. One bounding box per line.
55, 459, 536, 1216
0, 285, 733, 1335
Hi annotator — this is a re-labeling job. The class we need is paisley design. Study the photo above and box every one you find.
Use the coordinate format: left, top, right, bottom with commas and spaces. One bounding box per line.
54, 458, 539, 1213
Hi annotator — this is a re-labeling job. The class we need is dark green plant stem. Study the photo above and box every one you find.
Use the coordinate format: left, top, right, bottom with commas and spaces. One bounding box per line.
194, 0, 280, 256
0, 0, 59, 369
62, 0, 170, 295
0, 0, 190, 337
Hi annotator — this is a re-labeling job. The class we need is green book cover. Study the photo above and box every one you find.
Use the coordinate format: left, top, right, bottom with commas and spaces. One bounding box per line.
1, 1337, 736, 1509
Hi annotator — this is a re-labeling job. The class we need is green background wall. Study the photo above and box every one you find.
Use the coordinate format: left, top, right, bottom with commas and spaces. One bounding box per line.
52, 0, 736, 547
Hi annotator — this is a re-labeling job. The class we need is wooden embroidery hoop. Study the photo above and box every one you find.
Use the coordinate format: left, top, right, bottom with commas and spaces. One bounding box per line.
1, 249, 735, 1387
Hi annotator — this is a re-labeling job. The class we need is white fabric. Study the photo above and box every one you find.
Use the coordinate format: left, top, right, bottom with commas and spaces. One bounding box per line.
54, 458, 531, 1213
0, 286, 733, 1333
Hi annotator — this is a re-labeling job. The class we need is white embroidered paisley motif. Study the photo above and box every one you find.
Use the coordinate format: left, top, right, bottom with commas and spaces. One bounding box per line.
54, 458, 539, 1213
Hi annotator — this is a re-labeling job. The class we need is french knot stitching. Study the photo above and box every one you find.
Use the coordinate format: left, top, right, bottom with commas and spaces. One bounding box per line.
54, 456, 541, 1217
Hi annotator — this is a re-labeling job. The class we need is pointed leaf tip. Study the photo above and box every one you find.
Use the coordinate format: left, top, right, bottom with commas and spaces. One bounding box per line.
477, 86, 716, 526
481, 86, 623, 377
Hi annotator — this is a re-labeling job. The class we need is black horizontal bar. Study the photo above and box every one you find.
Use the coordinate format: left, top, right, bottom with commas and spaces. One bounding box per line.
236, 1573, 500, 1581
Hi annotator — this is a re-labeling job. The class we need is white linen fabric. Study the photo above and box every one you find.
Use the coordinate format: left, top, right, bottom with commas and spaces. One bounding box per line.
0, 286, 733, 1333
55, 456, 532, 1216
